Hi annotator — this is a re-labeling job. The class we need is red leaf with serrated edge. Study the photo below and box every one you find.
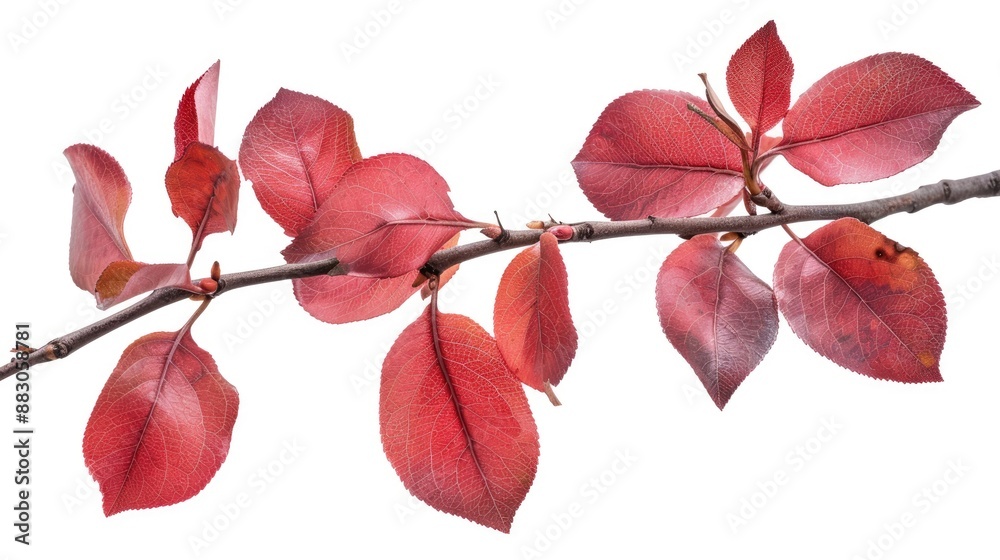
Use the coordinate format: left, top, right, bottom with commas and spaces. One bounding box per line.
293, 272, 421, 325
381, 307, 539, 533
655, 235, 778, 409
66, 144, 134, 292
774, 53, 978, 185
83, 330, 239, 516
292, 234, 460, 324
174, 60, 219, 161
95, 261, 199, 310
726, 20, 793, 147
165, 142, 240, 253
571, 90, 744, 220
494, 233, 577, 394
239, 88, 362, 237
773, 218, 946, 382
283, 153, 477, 278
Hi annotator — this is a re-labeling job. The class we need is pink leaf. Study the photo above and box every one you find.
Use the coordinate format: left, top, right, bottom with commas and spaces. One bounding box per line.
282, 153, 477, 278
293, 272, 421, 325
83, 331, 239, 516
655, 235, 778, 409
571, 90, 744, 220
726, 20, 793, 146
381, 307, 539, 532
773, 218, 946, 382
65, 144, 134, 292
174, 60, 220, 161
95, 261, 199, 310
494, 232, 578, 395
293, 234, 462, 324
239, 88, 363, 237
165, 142, 240, 253
775, 53, 979, 185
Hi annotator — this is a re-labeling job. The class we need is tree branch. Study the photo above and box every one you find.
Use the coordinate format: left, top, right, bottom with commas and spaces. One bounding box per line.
4, 169, 999, 382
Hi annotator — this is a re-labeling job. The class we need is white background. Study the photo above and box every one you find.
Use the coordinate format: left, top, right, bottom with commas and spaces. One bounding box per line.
2, 1, 999, 558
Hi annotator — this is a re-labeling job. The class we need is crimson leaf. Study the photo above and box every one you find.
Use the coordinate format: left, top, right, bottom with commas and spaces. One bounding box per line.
239, 88, 363, 237
773, 218, 946, 382
66, 144, 133, 293
572, 90, 744, 220
380, 306, 539, 532
655, 235, 778, 409
725, 20, 793, 148
294, 234, 460, 324
774, 53, 978, 185
165, 142, 240, 255
282, 153, 477, 278
83, 330, 239, 515
174, 60, 220, 161
95, 261, 197, 310
494, 232, 577, 400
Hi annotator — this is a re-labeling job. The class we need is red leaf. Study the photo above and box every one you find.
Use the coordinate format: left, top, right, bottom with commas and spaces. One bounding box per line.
775, 53, 979, 185
494, 232, 577, 395
655, 235, 778, 409
293, 234, 461, 324
282, 153, 477, 278
95, 261, 198, 310
174, 60, 220, 161
571, 90, 744, 220
65, 144, 134, 292
165, 142, 240, 253
726, 20, 793, 146
773, 218, 946, 382
239, 88, 363, 237
83, 331, 239, 516
380, 307, 539, 533
293, 272, 421, 325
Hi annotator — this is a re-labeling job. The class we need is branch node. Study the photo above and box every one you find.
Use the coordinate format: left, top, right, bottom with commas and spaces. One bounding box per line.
577, 223, 596, 240
940, 179, 953, 202
491, 210, 511, 243
50, 341, 69, 360
419, 263, 442, 280
750, 187, 785, 214
989, 173, 1000, 195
